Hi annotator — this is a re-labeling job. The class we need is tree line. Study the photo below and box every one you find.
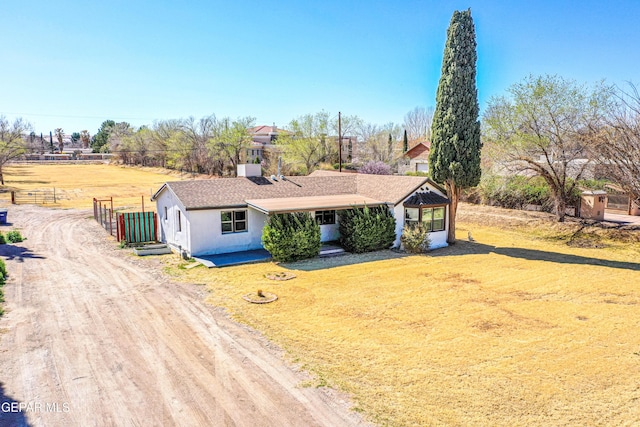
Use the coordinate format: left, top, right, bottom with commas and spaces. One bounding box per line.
81, 107, 435, 176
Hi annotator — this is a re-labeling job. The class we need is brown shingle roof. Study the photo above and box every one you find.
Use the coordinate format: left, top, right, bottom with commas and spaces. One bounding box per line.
154, 170, 442, 210
404, 142, 430, 159
310, 170, 434, 205
156, 175, 357, 210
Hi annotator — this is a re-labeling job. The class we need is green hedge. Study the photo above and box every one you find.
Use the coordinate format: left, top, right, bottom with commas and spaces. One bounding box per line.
262, 213, 321, 262
6, 230, 23, 243
338, 206, 396, 253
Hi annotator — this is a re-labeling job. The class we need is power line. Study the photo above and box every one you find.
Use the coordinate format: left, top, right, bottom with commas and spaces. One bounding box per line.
0, 111, 159, 122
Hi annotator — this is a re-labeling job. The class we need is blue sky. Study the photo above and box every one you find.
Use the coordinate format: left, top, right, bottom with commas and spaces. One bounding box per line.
1, 0, 639, 135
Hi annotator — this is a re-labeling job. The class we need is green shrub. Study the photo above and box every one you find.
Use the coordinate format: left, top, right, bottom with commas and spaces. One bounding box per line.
338, 206, 396, 253
0, 233, 5, 245
465, 174, 597, 213
332, 163, 359, 171
262, 212, 321, 262
0, 258, 6, 281
401, 225, 431, 253
6, 230, 23, 243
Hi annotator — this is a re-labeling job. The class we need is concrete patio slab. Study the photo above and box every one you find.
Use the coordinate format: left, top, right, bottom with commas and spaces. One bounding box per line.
194, 249, 272, 268
604, 212, 640, 225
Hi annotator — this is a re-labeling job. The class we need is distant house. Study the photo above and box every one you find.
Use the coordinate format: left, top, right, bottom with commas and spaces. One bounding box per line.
151, 165, 450, 257
247, 125, 281, 163
402, 142, 431, 173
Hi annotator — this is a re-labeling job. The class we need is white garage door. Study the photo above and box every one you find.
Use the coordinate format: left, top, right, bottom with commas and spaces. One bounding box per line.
416, 163, 429, 172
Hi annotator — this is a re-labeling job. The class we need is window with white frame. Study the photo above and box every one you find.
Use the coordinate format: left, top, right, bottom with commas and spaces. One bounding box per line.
221, 210, 247, 233
176, 210, 182, 232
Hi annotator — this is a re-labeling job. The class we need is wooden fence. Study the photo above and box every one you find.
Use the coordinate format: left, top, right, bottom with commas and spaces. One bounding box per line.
93, 197, 158, 244
11, 189, 58, 205
93, 198, 116, 236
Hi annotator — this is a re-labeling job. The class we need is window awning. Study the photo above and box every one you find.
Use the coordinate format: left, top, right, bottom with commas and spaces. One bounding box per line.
403, 191, 450, 207
246, 194, 386, 214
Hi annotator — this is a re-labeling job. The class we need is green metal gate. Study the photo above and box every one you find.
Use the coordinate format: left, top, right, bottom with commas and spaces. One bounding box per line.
117, 212, 157, 243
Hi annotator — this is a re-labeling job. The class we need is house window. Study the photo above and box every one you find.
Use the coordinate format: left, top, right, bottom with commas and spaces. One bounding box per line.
432, 207, 445, 231
405, 208, 419, 226
315, 210, 336, 225
405, 206, 445, 231
421, 207, 433, 230
177, 210, 182, 232
164, 206, 168, 221
221, 210, 247, 233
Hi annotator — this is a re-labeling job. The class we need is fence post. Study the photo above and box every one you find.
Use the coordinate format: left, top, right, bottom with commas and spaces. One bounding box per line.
108, 209, 113, 236
153, 212, 158, 242
11, 191, 15, 204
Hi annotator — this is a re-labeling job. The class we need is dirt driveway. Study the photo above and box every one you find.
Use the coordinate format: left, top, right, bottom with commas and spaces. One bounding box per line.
0, 205, 367, 427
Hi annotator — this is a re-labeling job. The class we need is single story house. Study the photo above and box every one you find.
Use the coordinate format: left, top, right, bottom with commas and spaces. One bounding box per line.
151, 164, 450, 257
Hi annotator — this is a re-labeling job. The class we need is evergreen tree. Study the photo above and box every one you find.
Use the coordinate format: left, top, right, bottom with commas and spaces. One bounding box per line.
403, 129, 408, 152
92, 120, 115, 153
429, 9, 481, 244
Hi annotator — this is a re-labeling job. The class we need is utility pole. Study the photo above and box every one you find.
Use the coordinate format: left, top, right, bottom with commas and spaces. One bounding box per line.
338, 111, 342, 172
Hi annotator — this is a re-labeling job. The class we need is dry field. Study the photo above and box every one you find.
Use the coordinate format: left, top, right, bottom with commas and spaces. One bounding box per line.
168, 207, 640, 426
4, 164, 640, 425
3, 163, 198, 209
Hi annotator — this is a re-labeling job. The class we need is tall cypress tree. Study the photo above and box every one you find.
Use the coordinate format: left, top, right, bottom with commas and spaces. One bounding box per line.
429, 9, 481, 244
403, 129, 408, 152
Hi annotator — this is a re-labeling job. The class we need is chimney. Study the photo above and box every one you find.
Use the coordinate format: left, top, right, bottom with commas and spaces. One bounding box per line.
237, 164, 262, 177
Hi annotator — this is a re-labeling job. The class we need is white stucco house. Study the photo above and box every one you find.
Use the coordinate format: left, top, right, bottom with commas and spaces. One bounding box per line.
151, 164, 450, 257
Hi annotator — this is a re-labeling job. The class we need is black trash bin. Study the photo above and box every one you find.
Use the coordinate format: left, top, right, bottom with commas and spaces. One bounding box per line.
0, 209, 7, 225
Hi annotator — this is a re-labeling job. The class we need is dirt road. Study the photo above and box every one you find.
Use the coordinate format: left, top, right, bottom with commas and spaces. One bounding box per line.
0, 205, 367, 427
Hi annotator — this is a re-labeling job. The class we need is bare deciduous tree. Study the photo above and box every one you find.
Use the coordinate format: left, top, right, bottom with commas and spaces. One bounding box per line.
54, 128, 64, 152
215, 116, 256, 176
80, 130, 91, 149
358, 122, 402, 164
483, 75, 611, 222
403, 106, 434, 144
0, 116, 31, 185
591, 83, 640, 205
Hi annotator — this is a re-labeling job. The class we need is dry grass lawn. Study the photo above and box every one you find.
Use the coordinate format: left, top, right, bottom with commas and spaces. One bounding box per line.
167, 210, 640, 426
2, 163, 197, 209
6, 164, 640, 425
